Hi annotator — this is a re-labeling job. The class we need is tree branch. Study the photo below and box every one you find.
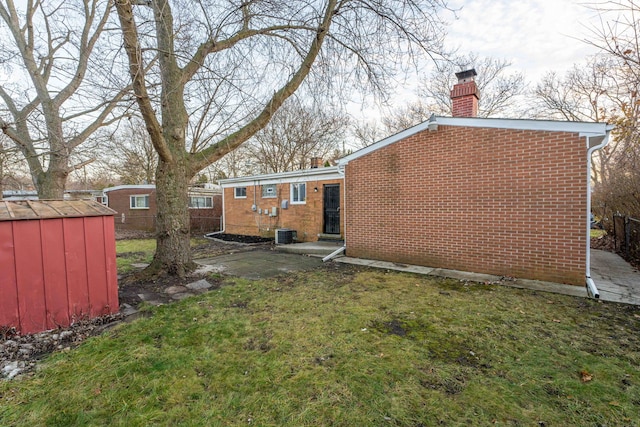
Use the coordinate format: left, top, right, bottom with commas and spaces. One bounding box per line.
190, 0, 338, 173
115, 0, 173, 163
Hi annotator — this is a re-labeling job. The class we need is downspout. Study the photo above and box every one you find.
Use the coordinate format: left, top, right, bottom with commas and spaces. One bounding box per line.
205, 187, 225, 238
323, 163, 347, 262
585, 128, 612, 298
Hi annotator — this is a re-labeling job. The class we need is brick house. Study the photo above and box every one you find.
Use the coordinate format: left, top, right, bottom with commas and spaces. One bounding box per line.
219, 164, 344, 242
218, 69, 611, 288
338, 70, 612, 286
102, 184, 222, 232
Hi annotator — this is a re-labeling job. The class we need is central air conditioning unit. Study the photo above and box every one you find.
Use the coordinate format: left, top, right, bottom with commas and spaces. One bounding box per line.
275, 228, 296, 244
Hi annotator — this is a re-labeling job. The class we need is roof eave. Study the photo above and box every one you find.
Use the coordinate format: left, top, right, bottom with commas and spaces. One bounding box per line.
338, 117, 614, 166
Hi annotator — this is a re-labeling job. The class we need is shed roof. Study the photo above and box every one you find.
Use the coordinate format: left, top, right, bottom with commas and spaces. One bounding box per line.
0, 200, 116, 221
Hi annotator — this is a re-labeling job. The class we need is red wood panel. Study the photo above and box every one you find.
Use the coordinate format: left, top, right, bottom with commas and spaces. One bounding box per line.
41, 218, 70, 329
62, 218, 90, 320
102, 216, 119, 313
0, 222, 20, 331
13, 220, 47, 334
84, 217, 109, 316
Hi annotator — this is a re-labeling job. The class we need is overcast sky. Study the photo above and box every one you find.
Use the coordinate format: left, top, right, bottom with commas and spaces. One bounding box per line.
445, 0, 603, 82
357, 0, 608, 119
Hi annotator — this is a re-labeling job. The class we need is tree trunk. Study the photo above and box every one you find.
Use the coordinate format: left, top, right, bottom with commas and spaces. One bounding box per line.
36, 169, 68, 200
150, 155, 193, 276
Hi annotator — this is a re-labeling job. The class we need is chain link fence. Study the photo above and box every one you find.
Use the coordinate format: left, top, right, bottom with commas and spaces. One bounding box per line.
113, 215, 222, 234
613, 214, 640, 265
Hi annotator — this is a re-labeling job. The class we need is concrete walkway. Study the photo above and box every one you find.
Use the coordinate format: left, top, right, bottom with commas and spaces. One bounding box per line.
590, 249, 640, 305
200, 243, 640, 305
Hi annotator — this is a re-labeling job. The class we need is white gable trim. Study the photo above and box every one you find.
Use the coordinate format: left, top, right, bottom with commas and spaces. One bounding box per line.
338, 116, 613, 165
218, 166, 343, 188
103, 184, 156, 193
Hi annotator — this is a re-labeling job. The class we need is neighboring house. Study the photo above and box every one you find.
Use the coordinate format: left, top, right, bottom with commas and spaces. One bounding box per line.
219, 166, 344, 242
219, 69, 612, 288
102, 184, 222, 232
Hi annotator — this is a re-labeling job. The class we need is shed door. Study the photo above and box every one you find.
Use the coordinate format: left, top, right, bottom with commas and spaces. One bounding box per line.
323, 184, 340, 234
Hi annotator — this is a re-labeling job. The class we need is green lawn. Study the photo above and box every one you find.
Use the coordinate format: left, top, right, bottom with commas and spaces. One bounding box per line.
115, 239, 157, 273
1, 264, 639, 426
115, 238, 211, 273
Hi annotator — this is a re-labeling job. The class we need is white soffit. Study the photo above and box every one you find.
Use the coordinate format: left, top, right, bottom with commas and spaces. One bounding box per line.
218, 166, 343, 188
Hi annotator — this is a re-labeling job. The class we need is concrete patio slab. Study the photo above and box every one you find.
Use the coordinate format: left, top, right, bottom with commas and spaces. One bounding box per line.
195, 250, 323, 280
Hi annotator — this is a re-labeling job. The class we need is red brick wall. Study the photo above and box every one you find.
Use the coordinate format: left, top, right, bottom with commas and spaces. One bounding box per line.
345, 125, 587, 285
223, 178, 344, 241
189, 194, 223, 233
107, 188, 157, 231
107, 189, 221, 233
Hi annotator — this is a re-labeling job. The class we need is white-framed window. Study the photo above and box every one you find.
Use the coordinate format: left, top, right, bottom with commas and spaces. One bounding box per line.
130, 194, 150, 209
291, 183, 306, 204
96, 195, 108, 206
188, 196, 213, 209
262, 184, 276, 198
234, 187, 247, 198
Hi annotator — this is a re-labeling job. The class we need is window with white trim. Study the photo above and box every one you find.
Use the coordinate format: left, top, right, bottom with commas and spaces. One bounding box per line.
188, 196, 213, 209
234, 187, 247, 198
130, 194, 150, 209
291, 183, 306, 204
262, 184, 276, 198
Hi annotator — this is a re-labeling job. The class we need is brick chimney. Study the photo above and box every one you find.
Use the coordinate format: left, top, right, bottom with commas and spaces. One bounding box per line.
310, 157, 322, 169
450, 69, 479, 118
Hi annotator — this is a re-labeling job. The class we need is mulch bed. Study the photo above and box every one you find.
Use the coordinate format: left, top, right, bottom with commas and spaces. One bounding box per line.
207, 233, 274, 244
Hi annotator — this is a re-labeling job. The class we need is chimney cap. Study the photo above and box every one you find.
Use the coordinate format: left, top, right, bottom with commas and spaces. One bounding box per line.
455, 68, 477, 82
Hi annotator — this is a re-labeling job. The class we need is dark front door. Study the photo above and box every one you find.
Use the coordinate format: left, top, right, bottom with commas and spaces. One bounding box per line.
323, 184, 340, 234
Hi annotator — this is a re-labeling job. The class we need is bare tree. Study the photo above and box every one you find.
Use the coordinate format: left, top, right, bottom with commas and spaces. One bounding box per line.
351, 119, 385, 148
420, 53, 527, 119
245, 99, 349, 173
0, 133, 30, 199
115, 0, 449, 277
576, 0, 640, 221
0, 0, 131, 199
203, 144, 254, 180
105, 118, 158, 185
353, 53, 528, 147
381, 100, 432, 136
534, 55, 622, 185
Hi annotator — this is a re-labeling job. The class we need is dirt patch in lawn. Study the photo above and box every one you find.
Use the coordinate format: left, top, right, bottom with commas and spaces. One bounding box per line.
119, 238, 273, 308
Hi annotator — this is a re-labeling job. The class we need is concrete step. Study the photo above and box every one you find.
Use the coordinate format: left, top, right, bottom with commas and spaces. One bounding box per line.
274, 241, 343, 256
317, 233, 344, 242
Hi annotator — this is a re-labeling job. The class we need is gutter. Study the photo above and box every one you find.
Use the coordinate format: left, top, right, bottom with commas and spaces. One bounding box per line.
585, 127, 613, 298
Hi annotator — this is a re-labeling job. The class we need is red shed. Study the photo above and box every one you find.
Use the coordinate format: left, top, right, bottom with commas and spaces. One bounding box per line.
0, 200, 119, 334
